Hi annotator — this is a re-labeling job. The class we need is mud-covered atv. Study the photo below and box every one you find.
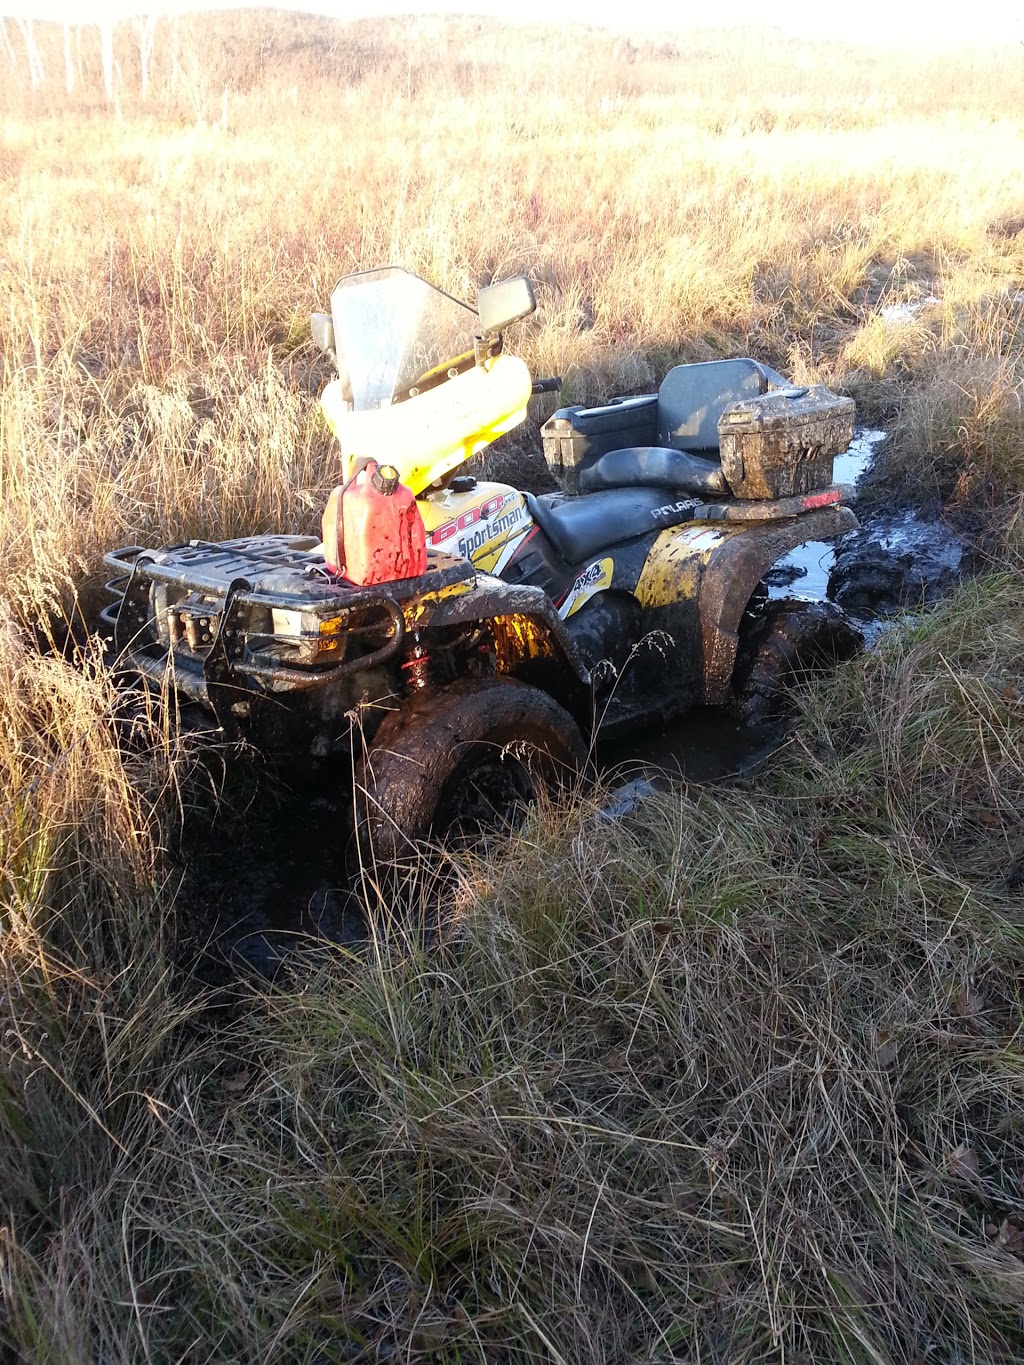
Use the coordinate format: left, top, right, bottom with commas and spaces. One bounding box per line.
102, 267, 860, 858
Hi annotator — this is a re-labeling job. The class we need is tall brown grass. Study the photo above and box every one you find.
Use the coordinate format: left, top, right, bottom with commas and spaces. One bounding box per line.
2, 10, 1024, 1359
3, 11, 1024, 618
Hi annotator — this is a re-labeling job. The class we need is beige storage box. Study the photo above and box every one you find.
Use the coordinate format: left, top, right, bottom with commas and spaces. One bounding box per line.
718, 386, 855, 500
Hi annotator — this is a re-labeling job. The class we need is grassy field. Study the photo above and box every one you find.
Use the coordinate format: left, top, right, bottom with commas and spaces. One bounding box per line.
2, 10, 1024, 1360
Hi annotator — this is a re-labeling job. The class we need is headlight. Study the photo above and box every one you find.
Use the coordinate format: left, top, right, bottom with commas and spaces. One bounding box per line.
269, 608, 347, 664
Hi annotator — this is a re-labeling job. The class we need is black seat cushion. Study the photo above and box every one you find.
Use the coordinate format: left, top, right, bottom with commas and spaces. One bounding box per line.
578, 445, 728, 496
525, 489, 700, 566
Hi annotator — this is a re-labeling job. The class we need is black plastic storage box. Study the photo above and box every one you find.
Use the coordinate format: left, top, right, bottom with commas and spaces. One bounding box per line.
542, 395, 656, 493
717, 386, 855, 500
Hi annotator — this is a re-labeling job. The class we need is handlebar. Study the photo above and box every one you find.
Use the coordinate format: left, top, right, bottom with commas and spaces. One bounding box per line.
531, 376, 562, 395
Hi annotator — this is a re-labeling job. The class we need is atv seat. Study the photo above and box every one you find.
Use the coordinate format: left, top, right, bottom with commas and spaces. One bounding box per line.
542, 357, 787, 494
525, 488, 698, 567
657, 357, 785, 451
579, 445, 728, 496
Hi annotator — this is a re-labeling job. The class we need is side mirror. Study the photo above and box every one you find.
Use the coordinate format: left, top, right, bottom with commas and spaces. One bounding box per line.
311, 312, 336, 355
477, 276, 536, 337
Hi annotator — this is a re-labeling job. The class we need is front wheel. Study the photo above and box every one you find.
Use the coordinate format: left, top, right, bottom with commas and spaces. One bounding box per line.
354, 678, 586, 865
730, 598, 863, 724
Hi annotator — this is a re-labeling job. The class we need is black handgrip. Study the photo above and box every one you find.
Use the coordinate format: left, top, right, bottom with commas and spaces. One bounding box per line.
531, 376, 562, 395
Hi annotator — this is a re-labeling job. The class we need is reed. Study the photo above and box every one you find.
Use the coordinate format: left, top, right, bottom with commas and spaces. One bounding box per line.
1, 11, 1023, 1358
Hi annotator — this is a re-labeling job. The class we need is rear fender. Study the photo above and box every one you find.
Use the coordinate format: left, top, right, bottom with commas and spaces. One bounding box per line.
697, 506, 857, 703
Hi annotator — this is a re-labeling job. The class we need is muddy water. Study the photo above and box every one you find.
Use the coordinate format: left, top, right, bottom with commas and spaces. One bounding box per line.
595, 708, 784, 820
765, 427, 884, 603
192, 704, 795, 975
179, 425, 968, 975
178, 774, 369, 977
767, 427, 966, 636
185, 712, 785, 978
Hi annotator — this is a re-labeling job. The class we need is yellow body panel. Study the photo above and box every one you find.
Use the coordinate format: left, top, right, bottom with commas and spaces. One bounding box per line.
400, 569, 477, 629
321, 355, 532, 495
561, 557, 614, 618
634, 523, 735, 608
419, 481, 530, 571
491, 614, 561, 675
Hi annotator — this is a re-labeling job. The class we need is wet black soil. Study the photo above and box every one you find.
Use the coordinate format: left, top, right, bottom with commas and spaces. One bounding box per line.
828, 514, 966, 617
171, 766, 369, 979
758, 428, 968, 637
174, 706, 787, 981
165, 424, 971, 979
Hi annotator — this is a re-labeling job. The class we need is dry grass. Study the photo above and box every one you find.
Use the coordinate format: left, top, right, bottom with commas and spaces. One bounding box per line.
3, 12, 1024, 620
2, 10, 1024, 1359
5, 568, 1024, 1359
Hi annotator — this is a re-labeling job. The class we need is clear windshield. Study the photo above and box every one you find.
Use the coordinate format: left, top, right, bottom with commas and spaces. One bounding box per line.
329, 267, 478, 412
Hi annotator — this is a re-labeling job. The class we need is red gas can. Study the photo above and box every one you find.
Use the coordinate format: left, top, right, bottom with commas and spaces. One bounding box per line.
322, 461, 428, 586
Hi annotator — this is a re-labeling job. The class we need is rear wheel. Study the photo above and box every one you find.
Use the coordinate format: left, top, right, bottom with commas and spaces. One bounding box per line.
354, 677, 586, 865
730, 598, 862, 723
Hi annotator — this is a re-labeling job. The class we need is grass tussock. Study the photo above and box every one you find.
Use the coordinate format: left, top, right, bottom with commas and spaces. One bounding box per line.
0, 613, 214, 1360
2, 10, 1024, 1358
5, 564, 1021, 1359
888, 306, 1024, 510
4, 567, 1024, 1358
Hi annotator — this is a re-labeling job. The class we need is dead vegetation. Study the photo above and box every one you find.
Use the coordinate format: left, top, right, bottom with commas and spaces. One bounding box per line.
1, 11, 1024, 1360
4, 567, 1024, 1359
3, 12, 1024, 622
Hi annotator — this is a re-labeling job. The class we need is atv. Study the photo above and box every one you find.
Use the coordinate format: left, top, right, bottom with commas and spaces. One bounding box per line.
102, 267, 860, 858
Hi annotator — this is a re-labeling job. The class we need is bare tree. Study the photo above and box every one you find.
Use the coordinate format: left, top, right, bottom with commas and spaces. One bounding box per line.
133, 15, 157, 100
168, 15, 180, 96
64, 22, 75, 94
18, 18, 44, 89
0, 20, 17, 71
99, 18, 115, 103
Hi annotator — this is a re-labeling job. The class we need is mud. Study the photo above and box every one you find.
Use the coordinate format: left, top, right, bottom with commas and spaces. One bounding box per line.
765, 427, 968, 631
829, 515, 966, 616
179, 709, 786, 981
173, 772, 369, 980
595, 707, 784, 818
169, 422, 970, 979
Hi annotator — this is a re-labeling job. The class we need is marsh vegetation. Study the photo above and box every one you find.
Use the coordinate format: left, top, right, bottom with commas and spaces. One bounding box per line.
1, 12, 1023, 1359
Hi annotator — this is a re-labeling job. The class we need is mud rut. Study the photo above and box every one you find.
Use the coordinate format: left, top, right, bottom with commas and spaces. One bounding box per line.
165, 429, 968, 979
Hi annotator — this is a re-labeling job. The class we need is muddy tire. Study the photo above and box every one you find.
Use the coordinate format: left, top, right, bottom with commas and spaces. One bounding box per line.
731, 598, 862, 724
354, 678, 586, 865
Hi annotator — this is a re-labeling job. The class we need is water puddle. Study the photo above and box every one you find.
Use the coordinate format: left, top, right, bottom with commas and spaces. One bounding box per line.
877, 296, 939, 324
766, 427, 884, 603
597, 705, 781, 787
832, 426, 887, 489
765, 426, 966, 629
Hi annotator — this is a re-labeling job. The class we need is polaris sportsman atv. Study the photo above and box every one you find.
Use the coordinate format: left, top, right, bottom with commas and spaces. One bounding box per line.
102, 267, 859, 857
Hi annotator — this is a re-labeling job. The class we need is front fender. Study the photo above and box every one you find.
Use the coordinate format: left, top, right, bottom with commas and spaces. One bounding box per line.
422, 574, 593, 728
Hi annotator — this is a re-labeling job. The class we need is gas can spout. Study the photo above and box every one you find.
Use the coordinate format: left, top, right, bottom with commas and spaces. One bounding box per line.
372, 464, 401, 497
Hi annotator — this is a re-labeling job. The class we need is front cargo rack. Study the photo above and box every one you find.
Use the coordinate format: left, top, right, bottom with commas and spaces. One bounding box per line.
101, 538, 476, 721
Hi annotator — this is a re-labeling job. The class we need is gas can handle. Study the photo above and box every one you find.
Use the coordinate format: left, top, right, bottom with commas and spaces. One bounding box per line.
324, 458, 377, 576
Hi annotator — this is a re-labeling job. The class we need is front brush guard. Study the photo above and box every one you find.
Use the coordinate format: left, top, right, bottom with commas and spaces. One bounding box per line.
103, 547, 407, 732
